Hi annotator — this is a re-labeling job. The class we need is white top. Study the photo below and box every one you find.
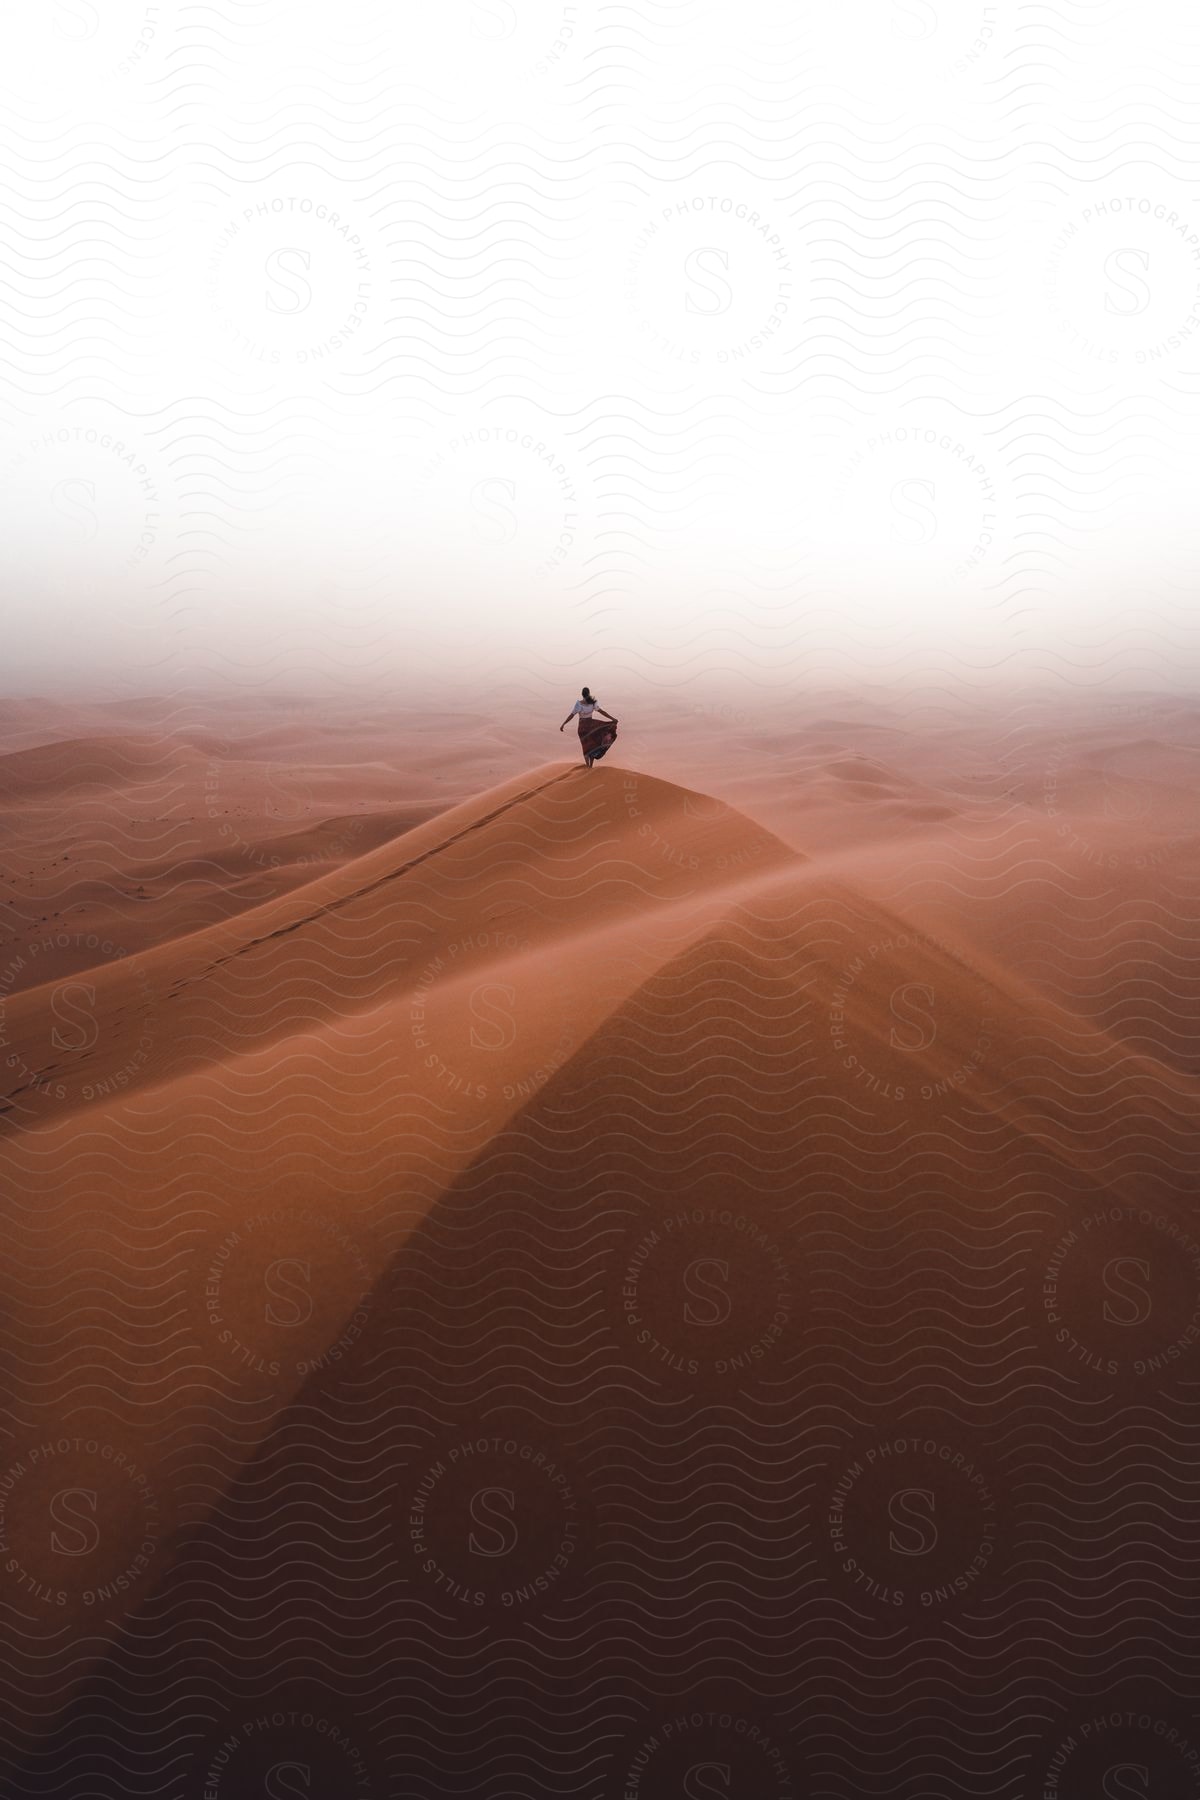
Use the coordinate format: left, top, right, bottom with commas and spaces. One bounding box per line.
571, 699, 597, 716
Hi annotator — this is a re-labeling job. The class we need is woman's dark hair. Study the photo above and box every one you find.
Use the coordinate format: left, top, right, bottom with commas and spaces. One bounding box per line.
581, 686, 593, 700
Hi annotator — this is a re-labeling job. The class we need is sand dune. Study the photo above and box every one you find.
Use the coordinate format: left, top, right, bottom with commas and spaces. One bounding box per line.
0, 764, 805, 1707
0, 706, 457, 972
1, 761, 793, 1123
2, 698, 1199, 1793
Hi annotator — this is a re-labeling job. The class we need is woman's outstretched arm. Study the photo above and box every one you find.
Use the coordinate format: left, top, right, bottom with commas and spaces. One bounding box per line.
558, 713, 574, 731
594, 707, 616, 721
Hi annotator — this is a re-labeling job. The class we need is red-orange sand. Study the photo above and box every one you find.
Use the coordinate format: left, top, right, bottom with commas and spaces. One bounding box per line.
1, 689, 1198, 1797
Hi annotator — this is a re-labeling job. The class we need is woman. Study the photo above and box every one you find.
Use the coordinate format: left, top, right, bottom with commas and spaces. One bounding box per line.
559, 686, 619, 767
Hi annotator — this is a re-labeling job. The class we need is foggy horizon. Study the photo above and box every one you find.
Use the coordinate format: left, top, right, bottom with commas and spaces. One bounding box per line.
3, 2, 1199, 694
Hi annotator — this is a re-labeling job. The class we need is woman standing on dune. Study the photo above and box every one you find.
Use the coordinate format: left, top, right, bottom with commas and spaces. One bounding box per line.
559, 687, 619, 767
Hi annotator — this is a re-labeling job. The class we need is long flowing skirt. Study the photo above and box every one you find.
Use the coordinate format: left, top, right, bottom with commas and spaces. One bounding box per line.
578, 715, 617, 761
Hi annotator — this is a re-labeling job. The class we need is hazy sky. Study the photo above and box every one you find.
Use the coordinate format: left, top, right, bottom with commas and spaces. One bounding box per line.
2, 1, 1199, 699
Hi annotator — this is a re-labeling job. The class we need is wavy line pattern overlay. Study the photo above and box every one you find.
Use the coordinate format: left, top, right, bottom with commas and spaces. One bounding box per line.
2, 5, 1200, 1798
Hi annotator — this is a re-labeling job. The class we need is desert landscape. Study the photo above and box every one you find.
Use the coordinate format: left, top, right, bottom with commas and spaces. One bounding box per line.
1, 687, 1198, 1796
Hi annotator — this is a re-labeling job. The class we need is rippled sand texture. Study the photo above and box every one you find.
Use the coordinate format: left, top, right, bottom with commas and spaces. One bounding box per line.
2, 691, 1199, 1798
